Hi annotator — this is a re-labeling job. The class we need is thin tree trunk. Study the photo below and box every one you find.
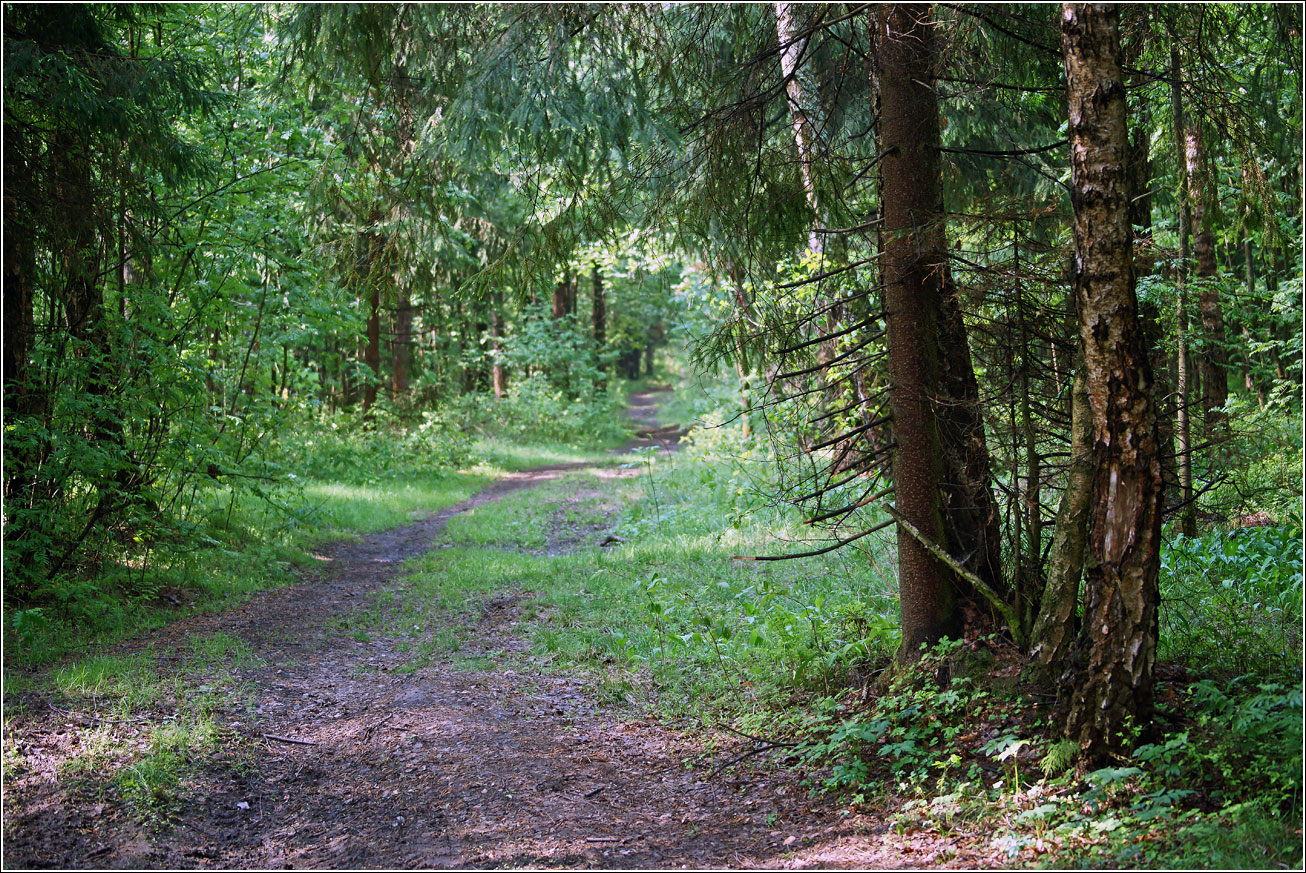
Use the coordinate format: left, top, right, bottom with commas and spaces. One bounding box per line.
363, 280, 381, 411
1240, 222, 1266, 407
1060, 2, 1163, 761
553, 272, 569, 320
3, 148, 34, 419
392, 289, 412, 397
1026, 361, 1091, 684
591, 261, 606, 391
491, 289, 507, 401
775, 2, 824, 255
1185, 125, 1228, 428
936, 268, 1006, 603
1170, 47, 1197, 538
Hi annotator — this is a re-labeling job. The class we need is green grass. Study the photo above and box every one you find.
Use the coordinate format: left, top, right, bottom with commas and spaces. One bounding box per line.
297, 472, 488, 538
9, 629, 263, 824
376, 423, 902, 721
471, 437, 626, 472
2, 418, 626, 674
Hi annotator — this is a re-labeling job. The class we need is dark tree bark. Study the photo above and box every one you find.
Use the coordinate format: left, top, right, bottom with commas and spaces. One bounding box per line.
1026, 361, 1092, 685
1185, 125, 1228, 428
3, 125, 35, 419
936, 271, 1006, 602
392, 289, 413, 397
1060, 2, 1164, 760
1127, 123, 1152, 241
553, 271, 570, 320
876, 2, 960, 660
363, 280, 381, 411
591, 261, 606, 380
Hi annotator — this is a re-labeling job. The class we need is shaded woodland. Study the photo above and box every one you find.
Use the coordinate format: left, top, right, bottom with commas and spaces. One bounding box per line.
3, 3, 1302, 867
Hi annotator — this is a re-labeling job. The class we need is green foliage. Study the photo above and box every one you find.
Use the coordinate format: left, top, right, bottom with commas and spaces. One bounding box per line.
1159, 523, 1303, 679
282, 407, 474, 486
1200, 391, 1304, 521
1156, 679, 1303, 810
799, 639, 1029, 796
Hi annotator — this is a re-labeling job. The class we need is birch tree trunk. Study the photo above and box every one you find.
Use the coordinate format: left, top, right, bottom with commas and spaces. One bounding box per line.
1169, 47, 1197, 538
1060, 2, 1164, 760
774, 2, 824, 255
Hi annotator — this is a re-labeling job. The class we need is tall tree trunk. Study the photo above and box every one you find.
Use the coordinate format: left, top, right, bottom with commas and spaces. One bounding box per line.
1026, 360, 1092, 685
936, 269, 1006, 602
553, 271, 569, 320
1169, 47, 1197, 538
1185, 125, 1228, 428
1128, 123, 1153, 242
1239, 211, 1266, 406
1060, 2, 1163, 760
3, 129, 34, 420
876, 2, 960, 660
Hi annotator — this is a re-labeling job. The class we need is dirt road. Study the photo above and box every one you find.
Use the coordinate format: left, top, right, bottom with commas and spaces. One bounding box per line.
3, 392, 965, 869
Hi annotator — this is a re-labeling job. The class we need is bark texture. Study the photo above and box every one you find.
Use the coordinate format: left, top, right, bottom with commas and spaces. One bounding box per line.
876, 3, 960, 660
1185, 125, 1228, 427
392, 290, 413, 396
591, 261, 606, 386
364, 281, 381, 410
1060, 2, 1163, 759
1169, 47, 1197, 538
1026, 364, 1092, 684
3, 123, 35, 419
775, 2, 824, 255
936, 271, 1006, 602
491, 289, 506, 401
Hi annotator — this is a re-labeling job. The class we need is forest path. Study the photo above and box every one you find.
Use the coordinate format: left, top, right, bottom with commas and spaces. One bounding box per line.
3, 390, 955, 870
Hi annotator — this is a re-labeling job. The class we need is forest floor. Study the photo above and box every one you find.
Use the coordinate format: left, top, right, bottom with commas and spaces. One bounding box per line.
2, 390, 998, 870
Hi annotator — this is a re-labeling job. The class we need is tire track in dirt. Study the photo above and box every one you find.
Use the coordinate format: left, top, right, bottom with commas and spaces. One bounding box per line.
3, 391, 970, 869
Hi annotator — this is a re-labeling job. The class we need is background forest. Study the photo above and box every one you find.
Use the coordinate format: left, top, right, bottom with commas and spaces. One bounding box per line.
3, 3, 1303, 868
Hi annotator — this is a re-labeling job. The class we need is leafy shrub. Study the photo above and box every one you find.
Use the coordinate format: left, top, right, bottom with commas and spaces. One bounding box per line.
1151, 679, 1303, 811
800, 639, 1028, 796
1159, 523, 1303, 679
485, 372, 627, 444
286, 406, 473, 485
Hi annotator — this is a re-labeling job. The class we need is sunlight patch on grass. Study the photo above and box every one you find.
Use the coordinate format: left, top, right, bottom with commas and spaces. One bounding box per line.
470, 437, 623, 472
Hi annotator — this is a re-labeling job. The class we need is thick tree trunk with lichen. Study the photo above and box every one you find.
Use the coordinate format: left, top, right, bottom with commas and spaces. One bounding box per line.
876, 3, 961, 661
1059, 2, 1164, 760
